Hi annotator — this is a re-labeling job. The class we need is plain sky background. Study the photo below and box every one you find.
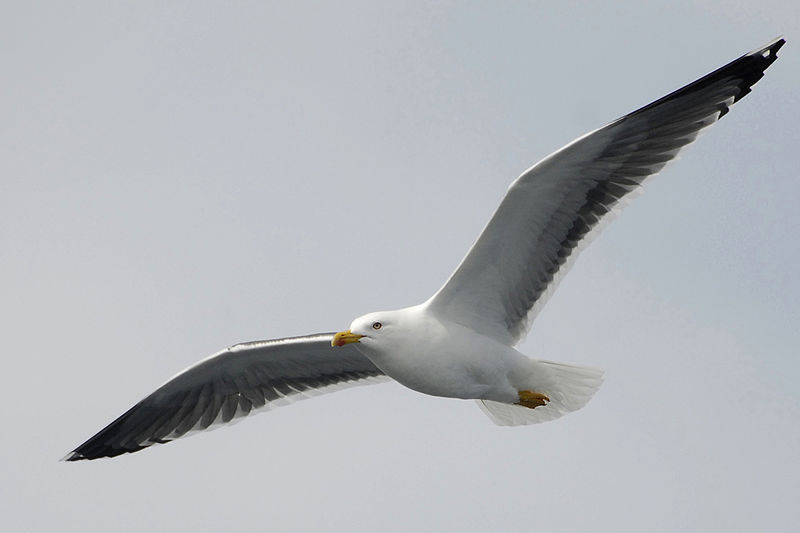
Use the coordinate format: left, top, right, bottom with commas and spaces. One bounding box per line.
2, 1, 798, 532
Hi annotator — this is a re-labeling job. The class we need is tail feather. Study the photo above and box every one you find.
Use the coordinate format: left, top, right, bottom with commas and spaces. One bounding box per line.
477, 360, 604, 426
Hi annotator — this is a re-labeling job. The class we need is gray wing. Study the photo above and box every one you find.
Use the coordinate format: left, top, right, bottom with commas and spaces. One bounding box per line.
427, 38, 784, 346
64, 333, 388, 460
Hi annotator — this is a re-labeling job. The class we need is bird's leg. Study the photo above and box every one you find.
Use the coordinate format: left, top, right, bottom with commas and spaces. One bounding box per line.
516, 390, 550, 409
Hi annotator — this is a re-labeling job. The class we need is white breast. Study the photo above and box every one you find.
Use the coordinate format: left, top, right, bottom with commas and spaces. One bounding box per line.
354, 307, 530, 402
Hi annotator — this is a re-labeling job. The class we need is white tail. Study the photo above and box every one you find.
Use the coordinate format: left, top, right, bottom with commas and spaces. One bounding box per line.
477, 360, 604, 426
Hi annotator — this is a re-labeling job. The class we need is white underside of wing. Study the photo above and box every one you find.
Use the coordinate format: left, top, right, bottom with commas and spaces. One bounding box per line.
516, 105, 733, 340
428, 84, 737, 346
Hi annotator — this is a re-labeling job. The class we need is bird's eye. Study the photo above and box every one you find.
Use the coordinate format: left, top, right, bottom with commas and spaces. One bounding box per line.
372, 322, 382, 330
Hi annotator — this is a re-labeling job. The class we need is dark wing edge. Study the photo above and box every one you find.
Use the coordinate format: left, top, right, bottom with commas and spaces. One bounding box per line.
428, 38, 784, 345
63, 333, 388, 461
627, 37, 784, 121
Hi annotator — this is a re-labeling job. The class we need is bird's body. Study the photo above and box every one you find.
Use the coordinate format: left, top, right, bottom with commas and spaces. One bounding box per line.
65, 38, 784, 460
342, 304, 604, 425
348, 305, 532, 402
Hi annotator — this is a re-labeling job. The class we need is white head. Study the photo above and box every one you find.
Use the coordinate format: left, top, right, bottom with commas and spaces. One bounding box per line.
331, 306, 428, 356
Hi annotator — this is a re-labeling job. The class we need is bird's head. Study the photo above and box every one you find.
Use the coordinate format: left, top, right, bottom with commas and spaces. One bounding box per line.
331, 311, 395, 349
332, 306, 426, 354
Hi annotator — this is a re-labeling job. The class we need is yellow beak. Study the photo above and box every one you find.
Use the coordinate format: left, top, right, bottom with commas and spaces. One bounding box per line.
331, 330, 364, 347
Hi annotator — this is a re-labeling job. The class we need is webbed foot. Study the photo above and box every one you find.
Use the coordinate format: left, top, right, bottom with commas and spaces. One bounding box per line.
516, 390, 550, 409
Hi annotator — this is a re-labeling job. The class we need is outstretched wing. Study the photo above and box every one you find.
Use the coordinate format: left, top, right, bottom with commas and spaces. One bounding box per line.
64, 333, 388, 460
427, 38, 784, 346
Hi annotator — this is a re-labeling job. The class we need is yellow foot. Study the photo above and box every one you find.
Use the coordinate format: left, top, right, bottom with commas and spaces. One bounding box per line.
516, 390, 550, 409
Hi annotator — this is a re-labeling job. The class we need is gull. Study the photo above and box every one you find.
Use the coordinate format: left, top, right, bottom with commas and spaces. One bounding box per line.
65, 38, 784, 460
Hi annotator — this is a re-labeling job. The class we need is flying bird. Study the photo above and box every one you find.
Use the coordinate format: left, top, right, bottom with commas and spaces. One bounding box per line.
65, 38, 784, 460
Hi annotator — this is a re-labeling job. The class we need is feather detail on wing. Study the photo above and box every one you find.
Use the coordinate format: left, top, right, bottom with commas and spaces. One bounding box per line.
63, 334, 388, 460
427, 38, 784, 346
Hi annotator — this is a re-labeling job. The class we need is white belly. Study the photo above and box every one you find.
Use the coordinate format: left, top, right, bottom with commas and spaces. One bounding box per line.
355, 318, 532, 403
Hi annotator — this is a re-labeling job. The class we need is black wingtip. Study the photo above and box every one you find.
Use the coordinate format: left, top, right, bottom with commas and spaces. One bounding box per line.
727, 37, 785, 105
750, 37, 785, 58
62, 442, 145, 461
626, 37, 786, 122
61, 400, 158, 461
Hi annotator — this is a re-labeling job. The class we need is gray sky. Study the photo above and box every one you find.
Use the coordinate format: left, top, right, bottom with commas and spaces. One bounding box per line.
3, 1, 799, 531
